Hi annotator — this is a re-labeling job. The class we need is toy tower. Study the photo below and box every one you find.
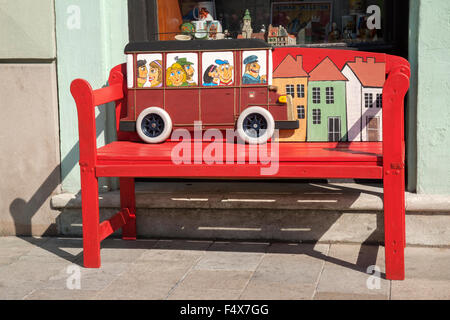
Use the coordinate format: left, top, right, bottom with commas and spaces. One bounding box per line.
241, 9, 253, 39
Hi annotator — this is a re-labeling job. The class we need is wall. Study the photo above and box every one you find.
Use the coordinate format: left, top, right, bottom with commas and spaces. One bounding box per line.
55, 0, 129, 194
0, 0, 61, 235
414, 0, 450, 194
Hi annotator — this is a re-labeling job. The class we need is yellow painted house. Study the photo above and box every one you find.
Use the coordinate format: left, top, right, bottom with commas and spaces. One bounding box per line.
273, 55, 309, 142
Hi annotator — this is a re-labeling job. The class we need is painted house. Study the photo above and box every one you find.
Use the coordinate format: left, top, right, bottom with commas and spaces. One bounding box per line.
341, 57, 385, 142
273, 55, 309, 142
307, 57, 348, 142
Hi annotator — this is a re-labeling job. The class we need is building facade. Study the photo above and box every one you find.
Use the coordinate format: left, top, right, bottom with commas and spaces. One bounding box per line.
307, 58, 348, 142
273, 55, 309, 142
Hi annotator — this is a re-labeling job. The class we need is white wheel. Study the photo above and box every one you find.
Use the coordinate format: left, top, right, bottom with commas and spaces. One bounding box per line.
136, 107, 172, 143
236, 106, 275, 144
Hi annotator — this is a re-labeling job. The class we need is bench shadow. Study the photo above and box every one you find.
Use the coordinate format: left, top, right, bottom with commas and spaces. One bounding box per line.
13, 178, 387, 279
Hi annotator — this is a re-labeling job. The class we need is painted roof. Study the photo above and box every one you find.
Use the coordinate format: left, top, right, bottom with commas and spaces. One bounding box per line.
345, 57, 385, 87
273, 54, 308, 78
308, 57, 348, 81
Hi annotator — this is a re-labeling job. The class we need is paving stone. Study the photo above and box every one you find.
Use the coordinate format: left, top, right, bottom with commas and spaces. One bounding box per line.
95, 262, 191, 300
0, 283, 38, 300
136, 240, 211, 263
172, 270, 252, 291
193, 242, 268, 272
24, 289, 98, 300
240, 282, 316, 300
315, 244, 390, 299
313, 292, 388, 300
403, 247, 450, 281
168, 288, 242, 300
391, 279, 450, 300
41, 262, 129, 291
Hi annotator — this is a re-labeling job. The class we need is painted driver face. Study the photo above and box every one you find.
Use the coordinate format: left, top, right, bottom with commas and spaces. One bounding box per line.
248, 62, 261, 78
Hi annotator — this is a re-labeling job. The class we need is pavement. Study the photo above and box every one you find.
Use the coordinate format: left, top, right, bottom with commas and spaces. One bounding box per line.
0, 236, 449, 300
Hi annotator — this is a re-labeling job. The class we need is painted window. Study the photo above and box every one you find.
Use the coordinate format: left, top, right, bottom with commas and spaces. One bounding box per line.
202, 51, 234, 86
326, 87, 334, 104
297, 106, 305, 119
312, 88, 321, 104
166, 53, 198, 87
328, 117, 341, 142
365, 93, 374, 108
297, 84, 305, 98
376, 94, 382, 108
136, 53, 163, 88
286, 85, 295, 97
367, 116, 380, 141
312, 109, 321, 124
242, 50, 267, 85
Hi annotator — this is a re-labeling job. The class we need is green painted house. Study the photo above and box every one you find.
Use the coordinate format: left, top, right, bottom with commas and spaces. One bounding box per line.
307, 57, 348, 142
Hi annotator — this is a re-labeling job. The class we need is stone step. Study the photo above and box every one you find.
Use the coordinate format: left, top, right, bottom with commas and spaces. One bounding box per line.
51, 181, 450, 246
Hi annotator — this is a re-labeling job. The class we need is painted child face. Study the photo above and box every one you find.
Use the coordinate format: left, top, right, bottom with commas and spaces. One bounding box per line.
248, 62, 261, 77
218, 63, 233, 83
208, 68, 219, 83
169, 68, 185, 86
148, 67, 160, 85
138, 65, 148, 79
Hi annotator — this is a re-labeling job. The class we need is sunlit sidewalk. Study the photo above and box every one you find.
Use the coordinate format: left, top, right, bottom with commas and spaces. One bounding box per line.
0, 237, 449, 300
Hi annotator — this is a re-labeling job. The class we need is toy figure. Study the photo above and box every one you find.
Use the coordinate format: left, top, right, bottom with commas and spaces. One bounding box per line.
203, 65, 220, 86
215, 59, 233, 86
177, 57, 197, 86
242, 55, 266, 84
137, 60, 148, 88
166, 62, 188, 87
199, 7, 213, 21
328, 22, 341, 42
148, 60, 163, 87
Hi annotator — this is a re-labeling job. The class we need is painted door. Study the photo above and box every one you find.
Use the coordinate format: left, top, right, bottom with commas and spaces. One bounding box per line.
328, 117, 341, 142
200, 51, 236, 126
366, 116, 380, 141
164, 52, 200, 126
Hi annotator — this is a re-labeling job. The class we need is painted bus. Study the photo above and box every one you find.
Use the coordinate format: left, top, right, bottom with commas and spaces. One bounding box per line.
120, 39, 298, 144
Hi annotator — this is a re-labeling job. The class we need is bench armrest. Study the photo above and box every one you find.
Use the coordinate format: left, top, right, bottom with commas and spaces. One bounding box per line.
70, 65, 126, 167
383, 55, 411, 169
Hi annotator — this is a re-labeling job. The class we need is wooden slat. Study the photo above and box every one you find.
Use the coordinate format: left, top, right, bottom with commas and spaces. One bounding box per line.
96, 163, 383, 179
97, 141, 383, 163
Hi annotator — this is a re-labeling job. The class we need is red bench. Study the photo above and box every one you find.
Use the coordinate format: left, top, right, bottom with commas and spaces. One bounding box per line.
71, 48, 410, 280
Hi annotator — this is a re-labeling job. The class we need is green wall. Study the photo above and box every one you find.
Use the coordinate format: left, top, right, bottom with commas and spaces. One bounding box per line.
55, 0, 129, 193
412, 0, 450, 194
307, 81, 348, 142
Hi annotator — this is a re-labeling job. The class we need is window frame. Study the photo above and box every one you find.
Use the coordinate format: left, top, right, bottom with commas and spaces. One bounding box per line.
312, 87, 321, 104
326, 87, 334, 104
297, 105, 305, 119
312, 109, 321, 125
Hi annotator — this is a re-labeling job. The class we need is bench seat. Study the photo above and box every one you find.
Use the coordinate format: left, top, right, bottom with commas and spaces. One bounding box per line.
96, 141, 383, 179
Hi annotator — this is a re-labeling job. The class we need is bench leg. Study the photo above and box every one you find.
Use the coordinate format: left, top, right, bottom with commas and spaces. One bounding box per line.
120, 178, 136, 240
383, 170, 406, 280
81, 168, 101, 268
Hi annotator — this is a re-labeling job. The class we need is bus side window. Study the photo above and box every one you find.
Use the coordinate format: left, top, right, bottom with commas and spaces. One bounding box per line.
202, 51, 234, 87
166, 53, 199, 87
136, 53, 163, 88
242, 50, 267, 85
